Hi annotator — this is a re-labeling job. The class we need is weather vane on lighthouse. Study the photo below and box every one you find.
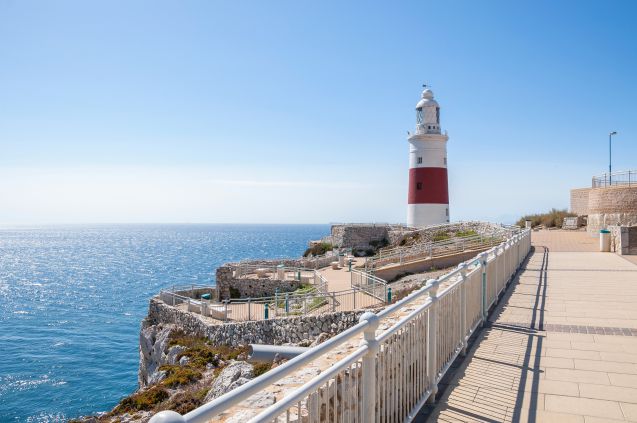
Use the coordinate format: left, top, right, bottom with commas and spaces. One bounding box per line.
406, 84, 450, 227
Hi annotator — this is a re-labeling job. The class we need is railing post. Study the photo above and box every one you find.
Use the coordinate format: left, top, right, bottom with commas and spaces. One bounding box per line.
274, 288, 279, 318
479, 252, 489, 325
387, 287, 392, 303
458, 263, 468, 356
224, 300, 228, 322
248, 298, 252, 321
426, 278, 440, 403
493, 247, 500, 304
359, 311, 380, 422
353, 288, 357, 309
303, 293, 307, 315
285, 293, 289, 316
332, 292, 336, 312
264, 303, 269, 320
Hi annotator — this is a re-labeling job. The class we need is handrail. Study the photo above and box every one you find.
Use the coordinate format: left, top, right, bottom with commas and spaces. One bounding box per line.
150, 229, 532, 423
592, 169, 636, 188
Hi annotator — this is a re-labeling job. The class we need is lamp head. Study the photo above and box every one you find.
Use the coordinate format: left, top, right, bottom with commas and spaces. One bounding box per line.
610, 131, 618, 136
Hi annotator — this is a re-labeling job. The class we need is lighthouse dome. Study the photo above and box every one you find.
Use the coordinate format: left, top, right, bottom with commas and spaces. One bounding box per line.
416, 88, 438, 109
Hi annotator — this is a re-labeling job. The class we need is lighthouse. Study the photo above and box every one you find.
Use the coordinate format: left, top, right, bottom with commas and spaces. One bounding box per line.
406, 87, 450, 227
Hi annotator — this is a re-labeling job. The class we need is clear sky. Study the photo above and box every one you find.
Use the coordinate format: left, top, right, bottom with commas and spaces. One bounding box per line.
1, 1, 635, 224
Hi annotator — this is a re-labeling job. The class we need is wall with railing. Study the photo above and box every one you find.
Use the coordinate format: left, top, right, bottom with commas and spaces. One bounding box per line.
592, 170, 637, 188
150, 229, 531, 423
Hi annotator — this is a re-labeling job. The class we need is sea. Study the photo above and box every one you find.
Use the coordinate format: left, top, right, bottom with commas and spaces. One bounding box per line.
0, 224, 329, 422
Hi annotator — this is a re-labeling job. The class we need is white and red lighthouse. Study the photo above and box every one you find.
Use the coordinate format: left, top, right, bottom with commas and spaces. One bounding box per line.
406, 87, 450, 227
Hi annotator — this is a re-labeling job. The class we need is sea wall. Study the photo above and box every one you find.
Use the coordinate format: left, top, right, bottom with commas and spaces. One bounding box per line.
146, 297, 371, 347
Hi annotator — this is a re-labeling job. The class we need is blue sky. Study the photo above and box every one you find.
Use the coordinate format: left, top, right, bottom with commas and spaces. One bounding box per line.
1, 1, 635, 224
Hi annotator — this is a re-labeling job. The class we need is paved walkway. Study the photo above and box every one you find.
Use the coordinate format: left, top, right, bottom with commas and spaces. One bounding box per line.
427, 231, 637, 422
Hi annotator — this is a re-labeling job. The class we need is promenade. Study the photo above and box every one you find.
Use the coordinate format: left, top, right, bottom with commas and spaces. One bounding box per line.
427, 230, 637, 422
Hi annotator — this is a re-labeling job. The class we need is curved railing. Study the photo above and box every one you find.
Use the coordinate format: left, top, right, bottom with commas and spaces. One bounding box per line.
150, 229, 532, 423
592, 170, 637, 188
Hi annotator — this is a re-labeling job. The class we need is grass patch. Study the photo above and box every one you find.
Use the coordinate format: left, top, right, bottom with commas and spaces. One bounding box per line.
432, 231, 451, 242
455, 229, 477, 238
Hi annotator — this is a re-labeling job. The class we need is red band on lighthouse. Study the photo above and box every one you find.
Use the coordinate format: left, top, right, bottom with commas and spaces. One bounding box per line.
408, 168, 449, 204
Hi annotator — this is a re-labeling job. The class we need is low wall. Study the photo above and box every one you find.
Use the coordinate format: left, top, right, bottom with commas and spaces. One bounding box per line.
374, 247, 490, 281
215, 266, 301, 300
609, 225, 637, 255
146, 297, 371, 347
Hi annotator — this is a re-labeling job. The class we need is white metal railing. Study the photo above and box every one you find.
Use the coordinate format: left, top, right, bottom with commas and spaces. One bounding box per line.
350, 269, 389, 302
150, 229, 532, 423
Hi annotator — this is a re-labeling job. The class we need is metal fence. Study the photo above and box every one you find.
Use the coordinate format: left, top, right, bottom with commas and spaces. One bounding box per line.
592, 170, 637, 188
150, 229, 532, 423
350, 269, 389, 302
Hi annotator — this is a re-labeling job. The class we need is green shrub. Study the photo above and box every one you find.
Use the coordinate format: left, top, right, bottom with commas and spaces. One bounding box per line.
112, 386, 170, 414
303, 242, 333, 257
516, 208, 576, 229
159, 365, 202, 387
432, 231, 451, 242
155, 387, 210, 415
252, 362, 272, 377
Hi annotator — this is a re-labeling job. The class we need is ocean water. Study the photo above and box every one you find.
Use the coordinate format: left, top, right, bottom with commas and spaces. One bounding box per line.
0, 224, 329, 422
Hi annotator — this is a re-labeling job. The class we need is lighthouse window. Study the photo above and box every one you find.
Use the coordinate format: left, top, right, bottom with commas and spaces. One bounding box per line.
416, 182, 422, 190
446, 208, 449, 216
417, 157, 422, 164
444, 157, 447, 165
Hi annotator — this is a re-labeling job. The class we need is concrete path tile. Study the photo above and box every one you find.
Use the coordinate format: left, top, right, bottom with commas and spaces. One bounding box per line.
574, 359, 637, 375
545, 368, 611, 385
504, 409, 585, 422
544, 395, 624, 419
620, 402, 637, 421
609, 373, 637, 388
578, 383, 637, 403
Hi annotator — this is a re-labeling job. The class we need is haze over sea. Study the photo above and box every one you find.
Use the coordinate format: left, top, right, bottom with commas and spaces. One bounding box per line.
0, 224, 329, 422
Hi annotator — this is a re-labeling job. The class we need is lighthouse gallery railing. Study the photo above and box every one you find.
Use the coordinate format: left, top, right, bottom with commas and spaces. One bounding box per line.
150, 228, 531, 423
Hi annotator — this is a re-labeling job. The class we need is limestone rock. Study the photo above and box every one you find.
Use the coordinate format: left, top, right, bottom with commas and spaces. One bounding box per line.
204, 361, 254, 402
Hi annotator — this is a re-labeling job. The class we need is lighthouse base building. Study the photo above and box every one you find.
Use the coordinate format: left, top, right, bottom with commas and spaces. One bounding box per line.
406, 88, 450, 227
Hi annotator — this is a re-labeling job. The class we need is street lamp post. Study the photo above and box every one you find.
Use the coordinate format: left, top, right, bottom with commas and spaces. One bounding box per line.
609, 131, 617, 185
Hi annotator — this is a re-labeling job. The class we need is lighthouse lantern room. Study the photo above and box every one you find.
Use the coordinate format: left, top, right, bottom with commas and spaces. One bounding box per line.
406, 87, 450, 227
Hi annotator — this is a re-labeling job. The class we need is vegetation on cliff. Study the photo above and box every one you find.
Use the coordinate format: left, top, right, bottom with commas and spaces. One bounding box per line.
73, 332, 263, 422
516, 208, 576, 229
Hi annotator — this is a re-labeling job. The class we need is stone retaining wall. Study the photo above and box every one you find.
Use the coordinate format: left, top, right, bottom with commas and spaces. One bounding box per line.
146, 297, 371, 347
215, 266, 301, 300
331, 225, 390, 249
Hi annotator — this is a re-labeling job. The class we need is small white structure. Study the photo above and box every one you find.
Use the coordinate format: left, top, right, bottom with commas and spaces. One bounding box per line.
407, 87, 450, 227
